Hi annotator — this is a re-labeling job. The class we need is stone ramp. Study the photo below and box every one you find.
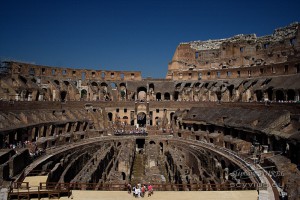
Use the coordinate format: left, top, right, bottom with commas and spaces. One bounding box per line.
32, 190, 258, 200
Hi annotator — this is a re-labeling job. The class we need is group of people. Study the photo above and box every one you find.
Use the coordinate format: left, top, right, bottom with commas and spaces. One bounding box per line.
127, 183, 153, 198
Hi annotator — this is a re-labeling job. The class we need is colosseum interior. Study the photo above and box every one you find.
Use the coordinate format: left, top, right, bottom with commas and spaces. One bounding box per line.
0, 22, 300, 200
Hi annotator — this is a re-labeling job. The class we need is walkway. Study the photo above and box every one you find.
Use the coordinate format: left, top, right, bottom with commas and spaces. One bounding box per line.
32, 190, 258, 200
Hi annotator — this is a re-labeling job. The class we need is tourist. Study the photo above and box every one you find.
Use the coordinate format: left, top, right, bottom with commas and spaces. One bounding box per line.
141, 184, 146, 197
135, 185, 140, 197
147, 184, 153, 197
127, 183, 131, 194
132, 186, 136, 197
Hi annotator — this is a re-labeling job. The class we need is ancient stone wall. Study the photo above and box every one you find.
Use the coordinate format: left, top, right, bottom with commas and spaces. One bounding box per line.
167, 23, 300, 80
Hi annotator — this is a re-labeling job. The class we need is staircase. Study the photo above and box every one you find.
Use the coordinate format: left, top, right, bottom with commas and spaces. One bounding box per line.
131, 153, 145, 185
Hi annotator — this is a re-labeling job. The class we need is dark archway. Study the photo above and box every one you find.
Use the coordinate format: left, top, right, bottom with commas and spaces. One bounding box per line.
227, 85, 234, 99
149, 83, 154, 91
174, 91, 179, 101
164, 92, 170, 100
156, 93, 161, 101
60, 91, 67, 102
122, 172, 126, 180
137, 112, 146, 127
91, 82, 98, 87
170, 112, 174, 122
81, 89, 87, 100
64, 81, 70, 86
255, 90, 263, 102
108, 112, 113, 121
276, 90, 285, 101
287, 89, 295, 101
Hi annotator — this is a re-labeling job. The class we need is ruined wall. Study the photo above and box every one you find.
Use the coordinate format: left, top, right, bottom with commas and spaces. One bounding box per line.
167, 22, 300, 80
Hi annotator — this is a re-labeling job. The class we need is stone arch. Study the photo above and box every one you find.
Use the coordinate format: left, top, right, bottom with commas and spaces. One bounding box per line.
287, 89, 295, 101
170, 112, 175, 122
119, 83, 127, 100
149, 141, 156, 145
91, 81, 98, 87
121, 172, 126, 180
255, 90, 263, 102
137, 87, 147, 101
174, 91, 179, 101
100, 82, 108, 87
149, 83, 155, 91
137, 112, 146, 127
100, 82, 109, 100
108, 112, 113, 121
54, 80, 60, 86
227, 85, 234, 100
60, 91, 67, 102
156, 92, 161, 101
276, 90, 285, 101
164, 92, 170, 100
64, 81, 70, 86
81, 89, 87, 100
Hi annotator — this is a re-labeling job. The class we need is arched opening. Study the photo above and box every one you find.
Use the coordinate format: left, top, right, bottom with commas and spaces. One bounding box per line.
149, 141, 156, 145
155, 117, 161, 126
287, 89, 295, 101
122, 116, 128, 125
91, 82, 98, 87
137, 87, 147, 101
193, 123, 199, 131
156, 93, 161, 101
174, 91, 179, 101
149, 83, 154, 91
255, 90, 263, 102
121, 172, 126, 181
137, 112, 146, 127
276, 90, 285, 101
170, 112, 174, 122
227, 85, 234, 99
60, 91, 67, 102
64, 81, 70, 86
81, 89, 87, 100
108, 113, 113, 121
164, 93, 170, 100
100, 82, 108, 100
54, 80, 60, 86
100, 82, 108, 87
119, 83, 126, 100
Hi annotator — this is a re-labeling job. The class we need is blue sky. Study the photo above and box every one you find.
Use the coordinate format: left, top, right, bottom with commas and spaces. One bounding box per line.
0, 0, 299, 78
